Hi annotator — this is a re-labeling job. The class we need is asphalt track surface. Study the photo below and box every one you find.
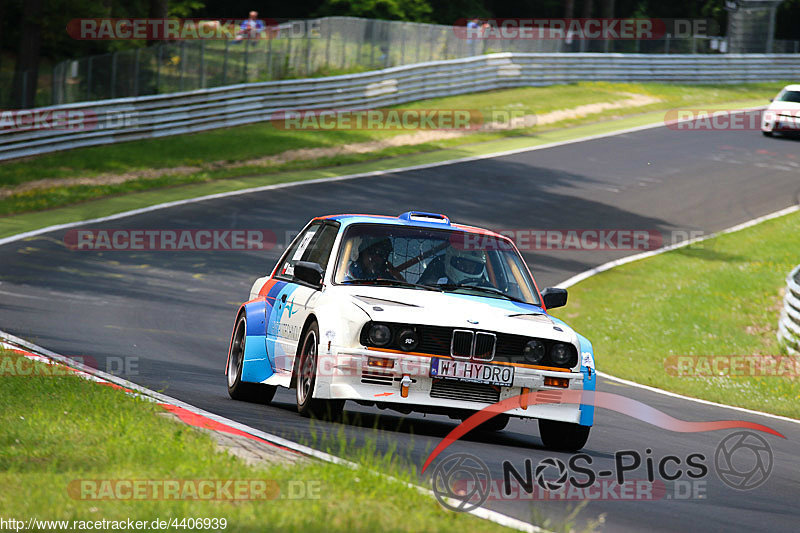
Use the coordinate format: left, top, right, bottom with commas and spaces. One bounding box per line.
2, 112, 800, 531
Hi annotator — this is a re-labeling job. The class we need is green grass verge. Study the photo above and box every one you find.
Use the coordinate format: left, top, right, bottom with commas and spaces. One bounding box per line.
0, 100, 774, 240
0, 349, 508, 532
0, 81, 781, 217
552, 210, 800, 419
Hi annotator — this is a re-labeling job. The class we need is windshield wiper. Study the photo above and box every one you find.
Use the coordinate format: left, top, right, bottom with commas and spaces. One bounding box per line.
342, 278, 440, 291
433, 283, 528, 303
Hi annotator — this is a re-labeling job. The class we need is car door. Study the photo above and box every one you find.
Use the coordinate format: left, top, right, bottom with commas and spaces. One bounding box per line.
267, 221, 339, 372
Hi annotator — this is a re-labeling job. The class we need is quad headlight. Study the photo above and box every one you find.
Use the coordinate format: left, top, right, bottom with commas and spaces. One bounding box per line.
368, 324, 392, 346
397, 328, 419, 351
523, 339, 546, 364
550, 343, 573, 366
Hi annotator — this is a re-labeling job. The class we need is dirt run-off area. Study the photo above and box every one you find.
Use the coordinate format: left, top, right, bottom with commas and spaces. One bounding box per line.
1, 93, 661, 199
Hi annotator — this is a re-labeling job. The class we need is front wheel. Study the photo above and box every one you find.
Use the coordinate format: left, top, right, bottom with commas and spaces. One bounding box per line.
227, 314, 277, 403
762, 130, 774, 137
538, 419, 590, 451
296, 322, 344, 420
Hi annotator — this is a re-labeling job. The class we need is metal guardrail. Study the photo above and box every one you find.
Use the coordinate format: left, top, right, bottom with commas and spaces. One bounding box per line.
3, 52, 800, 162
778, 264, 800, 354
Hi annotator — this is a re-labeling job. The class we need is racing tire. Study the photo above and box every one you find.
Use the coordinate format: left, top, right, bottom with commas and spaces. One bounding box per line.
227, 314, 277, 404
762, 131, 774, 137
296, 322, 344, 420
538, 419, 591, 452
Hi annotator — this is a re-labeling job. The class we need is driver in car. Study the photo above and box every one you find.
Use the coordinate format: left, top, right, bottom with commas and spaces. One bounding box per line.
346, 238, 404, 281
436, 247, 489, 286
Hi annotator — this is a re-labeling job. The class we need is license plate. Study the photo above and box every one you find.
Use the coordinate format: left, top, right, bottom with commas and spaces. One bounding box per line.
430, 358, 514, 386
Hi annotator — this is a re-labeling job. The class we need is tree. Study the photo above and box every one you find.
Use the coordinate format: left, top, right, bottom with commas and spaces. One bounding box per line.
564, 0, 575, 18
315, 0, 433, 22
12, 0, 44, 108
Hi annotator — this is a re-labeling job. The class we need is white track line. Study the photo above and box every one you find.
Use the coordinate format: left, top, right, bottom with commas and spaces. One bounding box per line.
556, 204, 800, 426
0, 104, 789, 527
0, 105, 766, 248
0, 330, 542, 533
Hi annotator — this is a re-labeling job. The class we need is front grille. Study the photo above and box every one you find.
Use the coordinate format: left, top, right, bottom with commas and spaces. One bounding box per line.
451, 330, 474, 358
474, 332, 496, 360
416, 325, 452, 356
362, 322, 577, 368
430, 379, 501, 404
361, 371, 394, 386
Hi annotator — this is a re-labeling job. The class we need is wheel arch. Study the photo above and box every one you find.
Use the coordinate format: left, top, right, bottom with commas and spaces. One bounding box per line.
290, 313, 320, 388
224, 305, 248, 377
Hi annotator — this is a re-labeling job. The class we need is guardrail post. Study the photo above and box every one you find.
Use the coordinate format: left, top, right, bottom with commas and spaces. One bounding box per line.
87, 56, 93, 101
133, 48, 140, 96
222, 40, 228, 85
267, 36, 273, 79
199, 40, 205, 88
325, 22, 331, 67
111, 52, 117, 99
51, 63, 57, 105
243, 40, 249, 82
156, 45, 163, 93
180, 41, 186, 90
340, 26, 346, 69
306, 22, 312, 75
357, 28, 363, 66
665, 33, 671, 54
21, 71, 28, 109
415, 24, 421, 63
400, 23, 405, 64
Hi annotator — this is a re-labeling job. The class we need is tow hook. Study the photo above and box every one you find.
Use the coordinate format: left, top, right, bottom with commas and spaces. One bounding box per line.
400, 374, 412, 398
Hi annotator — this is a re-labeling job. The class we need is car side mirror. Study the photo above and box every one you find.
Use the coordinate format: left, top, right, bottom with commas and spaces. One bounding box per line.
769, 98, 774, 102
541, 287, 568, 309
294, 261, 324, 288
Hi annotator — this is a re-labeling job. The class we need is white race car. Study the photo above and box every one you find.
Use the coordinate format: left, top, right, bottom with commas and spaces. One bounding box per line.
226, 212, 596, 450
762, 84, 800, 136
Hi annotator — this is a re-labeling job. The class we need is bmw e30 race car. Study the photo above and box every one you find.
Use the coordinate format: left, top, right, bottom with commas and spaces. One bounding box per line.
226, 211, 596, 451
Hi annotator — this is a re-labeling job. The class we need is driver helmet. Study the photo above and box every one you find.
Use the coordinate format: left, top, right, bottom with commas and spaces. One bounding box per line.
444, 246, 487, 284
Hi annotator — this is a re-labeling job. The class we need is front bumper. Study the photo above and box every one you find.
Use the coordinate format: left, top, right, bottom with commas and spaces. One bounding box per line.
313, 346, 588, 424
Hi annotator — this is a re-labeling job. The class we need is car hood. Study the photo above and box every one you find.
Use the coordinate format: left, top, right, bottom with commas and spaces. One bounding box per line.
334, 285, 576, 343
767, 101, 800, 112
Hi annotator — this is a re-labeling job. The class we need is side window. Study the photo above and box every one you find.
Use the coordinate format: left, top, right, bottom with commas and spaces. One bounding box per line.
276, 222, 339, 281
276, 223, 322, 279
302, 224, 339, 269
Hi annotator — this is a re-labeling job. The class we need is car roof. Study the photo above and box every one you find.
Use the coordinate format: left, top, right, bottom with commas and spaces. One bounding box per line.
315, 212, 507, 239
782, 84, 800, 91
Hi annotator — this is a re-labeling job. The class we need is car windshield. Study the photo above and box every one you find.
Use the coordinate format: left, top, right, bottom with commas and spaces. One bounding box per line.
333, 223, 540, 305
777, 90, 800, 103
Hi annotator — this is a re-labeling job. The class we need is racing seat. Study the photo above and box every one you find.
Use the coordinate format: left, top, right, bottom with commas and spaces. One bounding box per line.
417, 255, 446, 285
